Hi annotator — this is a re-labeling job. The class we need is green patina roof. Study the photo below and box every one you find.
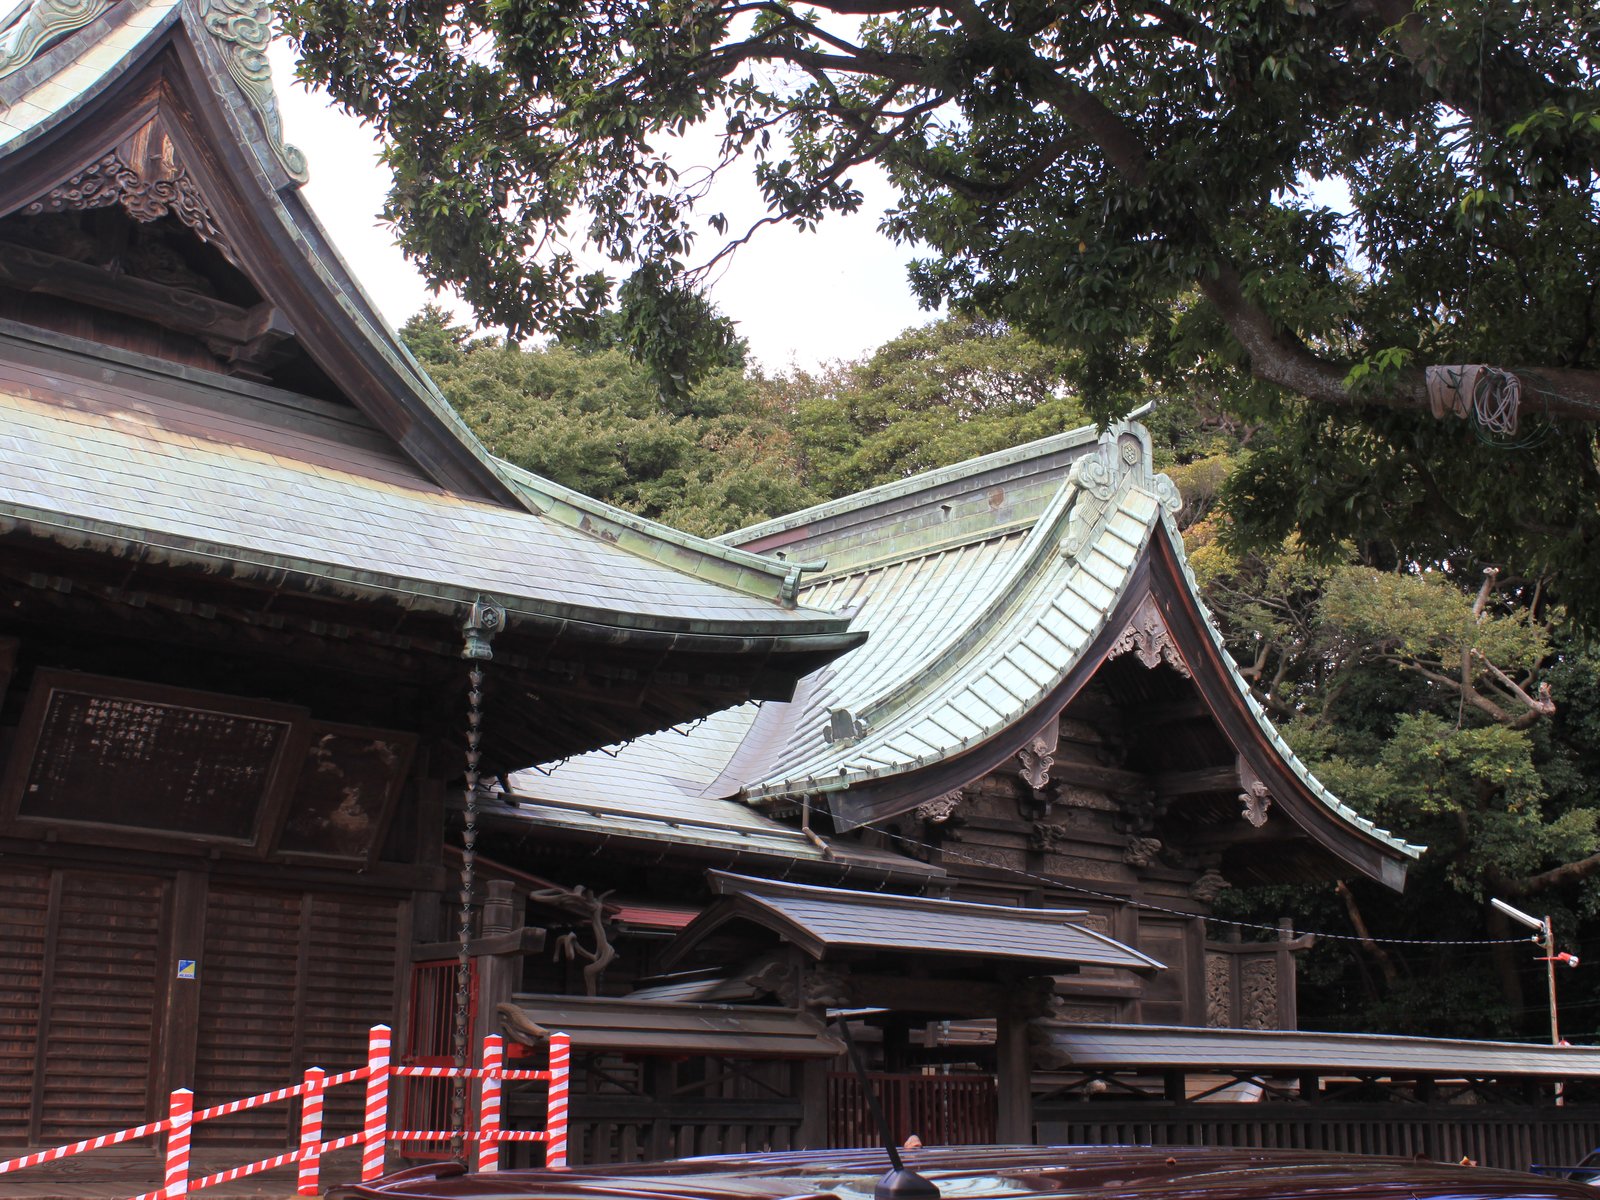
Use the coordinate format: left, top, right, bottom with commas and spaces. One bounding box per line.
515, 419, 1423, 875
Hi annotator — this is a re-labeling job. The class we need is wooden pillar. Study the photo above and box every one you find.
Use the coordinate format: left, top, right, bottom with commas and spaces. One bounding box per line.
995, 1011, 1032, 1145
154, 870, 209, 1100
473, 880, 521, 1043
1277, 918, 1299, 1030
796, 1058, 830, 1149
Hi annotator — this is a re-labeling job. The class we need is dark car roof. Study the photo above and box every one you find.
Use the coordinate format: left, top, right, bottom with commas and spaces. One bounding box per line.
335, 1145, 1597, 1200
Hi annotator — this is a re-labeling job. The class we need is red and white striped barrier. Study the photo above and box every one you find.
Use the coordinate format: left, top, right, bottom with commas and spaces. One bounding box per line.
0, 1024, 572, 1197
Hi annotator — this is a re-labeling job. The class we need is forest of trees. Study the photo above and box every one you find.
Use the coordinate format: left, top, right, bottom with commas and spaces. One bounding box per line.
404, 306, 1600, 1046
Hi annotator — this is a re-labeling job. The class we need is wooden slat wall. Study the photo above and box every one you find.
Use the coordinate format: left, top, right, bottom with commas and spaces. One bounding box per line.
193, 888, 305, 1144
0, 867, 49, 1142
36, 874, 167, 1142
193, 887, 402, 1146
302, 895, 403, 1137
0, 869, 406, 1151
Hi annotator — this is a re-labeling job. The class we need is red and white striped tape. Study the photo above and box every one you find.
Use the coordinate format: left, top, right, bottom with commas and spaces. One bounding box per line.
0, 1118, 173, 1174
545, 1034, 571, 1168
361, 1023, 392, 1183
477, 1035, 503, 1174
191, 1080, 309, 1124
5, 1022, 571, 1196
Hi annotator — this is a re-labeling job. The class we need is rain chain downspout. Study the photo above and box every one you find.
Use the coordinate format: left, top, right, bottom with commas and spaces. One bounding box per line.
454, 598, 504, 1158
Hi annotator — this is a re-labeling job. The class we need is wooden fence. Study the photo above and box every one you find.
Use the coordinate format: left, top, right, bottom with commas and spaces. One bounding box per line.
1034, 1102, 1600, 1174
557, 1100, 804, 1165
828, 1073, 997, 1149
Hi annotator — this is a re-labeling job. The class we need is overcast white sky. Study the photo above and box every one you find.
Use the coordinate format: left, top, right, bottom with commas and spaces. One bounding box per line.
264, 41, 934, 373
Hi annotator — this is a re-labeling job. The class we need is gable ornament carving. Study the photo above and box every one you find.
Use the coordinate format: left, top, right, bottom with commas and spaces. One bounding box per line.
199, 0, 309, 183
0, 0, 114, 81
23, 116, 235, 259
1107, 593, 1191, 677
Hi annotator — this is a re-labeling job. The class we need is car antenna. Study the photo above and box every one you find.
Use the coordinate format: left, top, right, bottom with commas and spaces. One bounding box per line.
830, 1009, 941, 1200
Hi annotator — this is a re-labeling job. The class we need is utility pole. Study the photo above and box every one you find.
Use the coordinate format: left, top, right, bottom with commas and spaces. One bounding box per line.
1492, 897, 1577, 1107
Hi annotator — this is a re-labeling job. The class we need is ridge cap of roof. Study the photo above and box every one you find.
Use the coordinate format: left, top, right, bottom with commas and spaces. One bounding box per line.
496, 460, 830, 607
706, 869, 1093, 918
715, 409, 1155, 550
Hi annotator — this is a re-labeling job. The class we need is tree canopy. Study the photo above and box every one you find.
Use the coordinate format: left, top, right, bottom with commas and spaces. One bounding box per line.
282, 0, 1599, 410
402, 307, 818, 534
282, 0, 1600, 618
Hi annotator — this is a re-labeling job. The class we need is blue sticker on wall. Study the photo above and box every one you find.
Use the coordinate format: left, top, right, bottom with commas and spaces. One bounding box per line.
177, 959, 197, 980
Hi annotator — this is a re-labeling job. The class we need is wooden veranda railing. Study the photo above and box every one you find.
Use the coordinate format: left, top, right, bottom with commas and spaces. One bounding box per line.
1034, 1101, 1600, 1174
827, 1073, 996, 1148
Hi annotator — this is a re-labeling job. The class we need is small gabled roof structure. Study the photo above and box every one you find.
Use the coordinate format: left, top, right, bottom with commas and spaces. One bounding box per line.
514, 419, 1421, 889
660, 872, 1166, 976
0, 0, 862, 764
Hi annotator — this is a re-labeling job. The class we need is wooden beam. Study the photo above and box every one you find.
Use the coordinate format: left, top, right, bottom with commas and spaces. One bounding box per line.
0, 238, 292, 360
1152, 764, 1241, 797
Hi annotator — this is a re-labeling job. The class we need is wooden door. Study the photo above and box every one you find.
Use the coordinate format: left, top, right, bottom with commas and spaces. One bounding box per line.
0, 866, 169, 1145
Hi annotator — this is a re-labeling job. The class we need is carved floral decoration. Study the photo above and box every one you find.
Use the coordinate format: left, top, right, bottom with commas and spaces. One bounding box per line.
22, 118, 235, 259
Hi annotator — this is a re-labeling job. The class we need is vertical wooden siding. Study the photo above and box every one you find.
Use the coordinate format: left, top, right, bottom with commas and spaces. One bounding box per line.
195, 887, 404, 1145
0, 867, 51, 1142
827, 1073, 997, 1148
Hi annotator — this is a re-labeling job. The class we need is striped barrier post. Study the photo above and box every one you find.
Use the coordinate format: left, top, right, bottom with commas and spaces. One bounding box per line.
476, 1036, 503, 1174
362, 1024, 392, 1182
297, 1067, 325, 1196
545, 1034, 570, 1169
164, 1090, 192, 1200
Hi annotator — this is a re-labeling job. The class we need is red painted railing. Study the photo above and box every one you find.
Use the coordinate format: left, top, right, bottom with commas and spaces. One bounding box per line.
0, 1025, 570, 1198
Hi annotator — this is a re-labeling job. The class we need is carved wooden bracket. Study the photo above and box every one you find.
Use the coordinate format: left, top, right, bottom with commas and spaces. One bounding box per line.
1189, 868, 1232, 904
1123, 835, 1163, 868
1237, 756, 1273, 828
1107, 594, 1191, 677
1018, 720, 1059, 789
743, 954, 852, 1011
